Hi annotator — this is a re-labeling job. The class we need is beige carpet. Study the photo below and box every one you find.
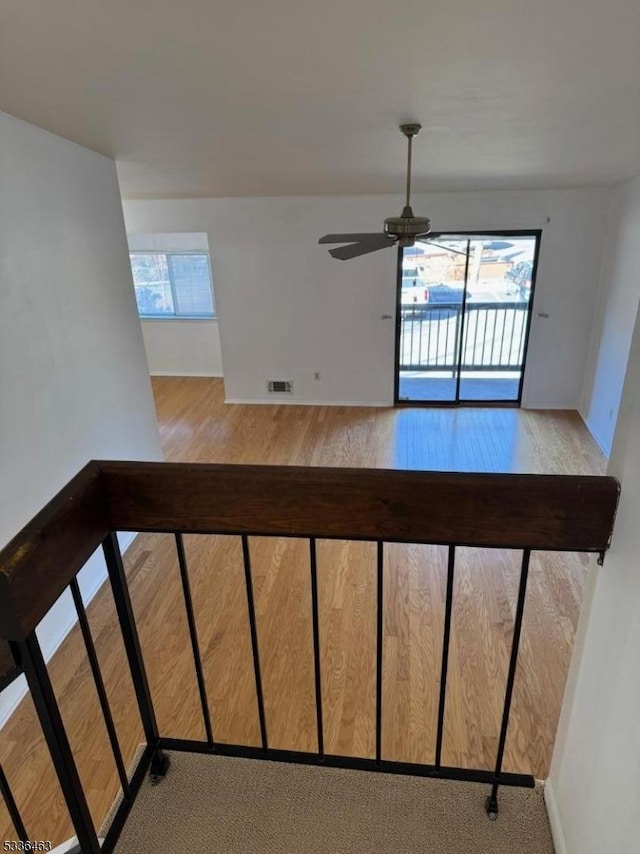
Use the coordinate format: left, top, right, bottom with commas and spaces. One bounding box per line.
112, 751, 555, 853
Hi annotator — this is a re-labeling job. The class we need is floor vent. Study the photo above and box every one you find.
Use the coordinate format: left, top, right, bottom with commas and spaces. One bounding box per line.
267, 380, 293, 394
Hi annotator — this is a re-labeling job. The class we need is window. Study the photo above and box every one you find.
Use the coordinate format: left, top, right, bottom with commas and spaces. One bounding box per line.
130, 251, 215, 318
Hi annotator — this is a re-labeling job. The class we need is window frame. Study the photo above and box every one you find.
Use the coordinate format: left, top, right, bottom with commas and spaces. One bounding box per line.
129, 249, 216, 320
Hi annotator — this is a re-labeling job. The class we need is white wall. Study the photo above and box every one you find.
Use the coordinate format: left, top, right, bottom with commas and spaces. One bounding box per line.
140, 320, 223, 377
580, 176, 640, 455
128, 231, 223, 376
547, 297, 640, 854
0, 113, 162, 725
124, 187, 609, 407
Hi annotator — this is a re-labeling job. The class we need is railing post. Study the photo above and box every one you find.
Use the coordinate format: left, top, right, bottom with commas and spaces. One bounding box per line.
102, 532, 169, 783
486, 548, 532, 819
375, 541, 384, 765
0, 762, 28, 843
69, 578, 131, 800
13, 634, 101, 853
435, 546, 456, 768
309, 538, 325, 757
174, 534, 215, 747
241, 535, 269, 751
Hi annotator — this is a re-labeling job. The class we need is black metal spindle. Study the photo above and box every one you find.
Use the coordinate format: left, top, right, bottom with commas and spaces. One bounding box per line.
175, 534, 215, 747
309, 538, 324, 757
103, 533, 169, 781
518, 309, 526, 362
241, 535, 269, 751
409, 311, 415, 364
489, 310, 498, 365
444, 308, 451, 366
503, 308, 511, 366
0, 762, 28, 843
480, 309, 489, 366
375, 541, 384, 765
418, 312, 424, 366
497, 308, 506, 365
486, 548, 532, 818
435, 546, 456, 768
69, 578, 130, 800
452, 308, 461, 377
469, 308, 478, 367
15, 633, 100, 853
508, 306, 518, 365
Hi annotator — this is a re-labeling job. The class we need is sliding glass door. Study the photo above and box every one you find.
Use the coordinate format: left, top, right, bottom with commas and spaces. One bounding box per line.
395, 232, 540, 405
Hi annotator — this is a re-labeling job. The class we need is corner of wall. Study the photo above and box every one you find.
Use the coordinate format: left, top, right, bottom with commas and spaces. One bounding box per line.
544, 779, 569, 854
577, 405, 611, 458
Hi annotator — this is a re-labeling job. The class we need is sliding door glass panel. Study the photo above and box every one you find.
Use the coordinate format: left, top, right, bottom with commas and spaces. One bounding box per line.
398, 239, 469, 403
458, 236, 537, 402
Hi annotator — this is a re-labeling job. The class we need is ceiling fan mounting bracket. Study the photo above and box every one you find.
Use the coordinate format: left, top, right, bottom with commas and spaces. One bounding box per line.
400, 123, 422, 138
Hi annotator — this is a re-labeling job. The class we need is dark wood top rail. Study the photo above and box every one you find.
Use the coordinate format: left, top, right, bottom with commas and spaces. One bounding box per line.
0, 459, 620, 644
100, 461, 619, 549
0, 641, 20, 693
0, 462, 110, 642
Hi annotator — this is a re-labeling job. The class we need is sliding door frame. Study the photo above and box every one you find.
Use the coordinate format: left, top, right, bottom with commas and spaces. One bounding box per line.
394, 229, 542, 407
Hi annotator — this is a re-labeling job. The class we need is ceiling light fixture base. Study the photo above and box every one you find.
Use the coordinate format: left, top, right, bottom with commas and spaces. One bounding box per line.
400, 123, 422, 138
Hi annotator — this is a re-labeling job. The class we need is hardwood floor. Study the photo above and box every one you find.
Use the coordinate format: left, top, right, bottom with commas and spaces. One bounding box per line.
0, 378, 606, 846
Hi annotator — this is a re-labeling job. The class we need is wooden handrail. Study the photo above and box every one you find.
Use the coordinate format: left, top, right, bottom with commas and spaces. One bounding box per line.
0, 640, 20, 693
0, 460, 620, 643
99, 461, 619, 550
0, 462, 109, 642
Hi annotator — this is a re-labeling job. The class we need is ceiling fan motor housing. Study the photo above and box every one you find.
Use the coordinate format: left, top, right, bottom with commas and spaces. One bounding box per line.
384, 205, 431, 247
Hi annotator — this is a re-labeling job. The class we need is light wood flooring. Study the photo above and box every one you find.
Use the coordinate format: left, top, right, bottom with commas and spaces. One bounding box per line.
0, 378, 606, 847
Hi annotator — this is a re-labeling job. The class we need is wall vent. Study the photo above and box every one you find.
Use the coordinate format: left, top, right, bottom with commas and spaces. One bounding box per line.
267, 380, 293, 394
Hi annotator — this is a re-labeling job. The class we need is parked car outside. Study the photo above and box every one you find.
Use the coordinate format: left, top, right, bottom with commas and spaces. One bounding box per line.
400, 264, 429, 312
401, 282, 469, 317
427, 283, 468, 305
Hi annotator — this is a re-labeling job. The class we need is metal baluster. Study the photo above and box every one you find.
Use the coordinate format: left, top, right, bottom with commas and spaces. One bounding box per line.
175, 534, 215, 746
518, 309, 526, 363
452, 307, 461, 378
69, 579, 130, 799
494, 308, 501, 366
444, 308, 451, 368
15, 632, 100, 853
508, 305, 518, 367
480, 309, 489, 367
410, 312, 415, 366
103, 533, 169, 782
375, 541, 384, 765
486, 549, 531, 819
241, 535, 269, 750
0, 762, 28, 843
435, 546, 456, 768
426, 311, 432, 366
309, 539, 324, 757
497, 307, 506, 366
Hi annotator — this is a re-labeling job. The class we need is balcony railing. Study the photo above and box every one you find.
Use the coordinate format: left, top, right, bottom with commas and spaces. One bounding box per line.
400, 301, 528, 372
0, 461, 620, 851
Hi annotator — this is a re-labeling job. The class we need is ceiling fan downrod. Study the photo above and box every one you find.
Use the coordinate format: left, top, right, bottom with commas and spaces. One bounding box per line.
401, 122, 421, 216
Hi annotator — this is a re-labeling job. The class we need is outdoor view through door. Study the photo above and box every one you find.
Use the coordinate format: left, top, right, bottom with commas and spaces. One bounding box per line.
396, 232, 540, 404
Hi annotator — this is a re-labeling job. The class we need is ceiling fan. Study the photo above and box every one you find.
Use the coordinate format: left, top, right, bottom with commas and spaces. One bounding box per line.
319, 123, 433, 260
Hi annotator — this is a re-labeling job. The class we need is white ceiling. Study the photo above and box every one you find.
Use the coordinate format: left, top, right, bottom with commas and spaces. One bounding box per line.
1, 0, 639, 199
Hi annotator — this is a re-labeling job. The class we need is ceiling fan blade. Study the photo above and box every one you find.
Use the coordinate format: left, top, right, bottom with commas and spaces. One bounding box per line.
423, 238, 469, 257
319, 233, 389, 244
329, 237, 395, 260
